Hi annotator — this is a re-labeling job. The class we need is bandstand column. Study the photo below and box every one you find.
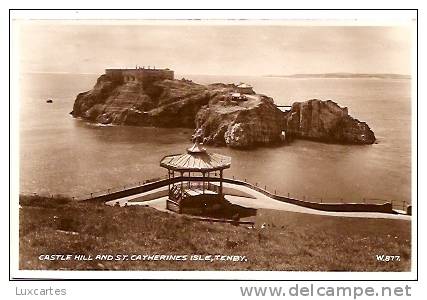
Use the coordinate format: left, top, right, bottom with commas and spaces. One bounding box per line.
220, 169, 223, 197
171, 170, 175, 191
180, 171, 183, 199
202, 172, 205, 194
168, 169, 171, 194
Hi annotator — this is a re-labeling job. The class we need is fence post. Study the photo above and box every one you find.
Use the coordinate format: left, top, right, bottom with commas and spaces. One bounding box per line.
320, 197, 322, 203
274, 189, 276, 195
264, 185, 267, 190
255, 182, 257, 187
287, 192, 290, 198
90, 193, 93, 198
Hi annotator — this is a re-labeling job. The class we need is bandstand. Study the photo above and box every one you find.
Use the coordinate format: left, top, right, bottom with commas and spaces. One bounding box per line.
160, 137, 231, 214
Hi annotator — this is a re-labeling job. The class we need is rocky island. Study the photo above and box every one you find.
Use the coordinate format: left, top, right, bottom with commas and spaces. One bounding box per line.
71, 67, 376, 148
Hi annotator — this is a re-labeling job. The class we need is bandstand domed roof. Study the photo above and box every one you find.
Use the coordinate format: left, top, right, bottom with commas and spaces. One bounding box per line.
160, 142, 231, 172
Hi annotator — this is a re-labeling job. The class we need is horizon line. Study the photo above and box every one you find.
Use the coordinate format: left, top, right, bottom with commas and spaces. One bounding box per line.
21, 70, 412, 77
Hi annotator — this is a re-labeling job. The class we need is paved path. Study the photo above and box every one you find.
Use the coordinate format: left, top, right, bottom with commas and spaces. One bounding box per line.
222, 184, 411, 220
105, 183, 411, 220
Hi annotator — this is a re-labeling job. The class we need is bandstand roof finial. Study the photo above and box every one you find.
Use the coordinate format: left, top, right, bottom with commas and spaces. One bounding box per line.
160, 127, 231, 171
187, 128, 206, 154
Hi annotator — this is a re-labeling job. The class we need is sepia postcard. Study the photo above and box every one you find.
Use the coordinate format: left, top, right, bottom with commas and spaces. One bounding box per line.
9, 9, 417, 281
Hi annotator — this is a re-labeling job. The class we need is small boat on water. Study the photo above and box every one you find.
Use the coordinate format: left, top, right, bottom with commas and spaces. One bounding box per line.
46, 99, 53, 103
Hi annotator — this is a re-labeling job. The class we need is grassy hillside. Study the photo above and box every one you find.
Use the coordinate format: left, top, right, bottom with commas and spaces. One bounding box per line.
19, 195, 411, 271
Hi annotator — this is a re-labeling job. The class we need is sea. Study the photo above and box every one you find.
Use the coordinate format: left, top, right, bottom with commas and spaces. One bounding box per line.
19, 73, 412, 205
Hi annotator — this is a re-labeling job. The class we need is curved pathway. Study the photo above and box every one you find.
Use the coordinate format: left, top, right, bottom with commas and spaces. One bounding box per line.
106, 183, 411, 220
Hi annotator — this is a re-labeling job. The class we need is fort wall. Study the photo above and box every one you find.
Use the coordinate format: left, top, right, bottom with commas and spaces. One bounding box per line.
105, 68, 174, 82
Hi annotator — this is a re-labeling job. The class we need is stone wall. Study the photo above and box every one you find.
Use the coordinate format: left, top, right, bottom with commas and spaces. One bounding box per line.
105, 68, 174, 82
83, 176, 401, 215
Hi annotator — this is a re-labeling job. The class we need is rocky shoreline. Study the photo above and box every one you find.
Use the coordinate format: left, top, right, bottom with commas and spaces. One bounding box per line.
71, 72, 376, 148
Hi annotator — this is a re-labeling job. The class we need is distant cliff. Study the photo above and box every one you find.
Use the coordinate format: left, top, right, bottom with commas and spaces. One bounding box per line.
267, 73, 411, 80
71, 71, 376, 147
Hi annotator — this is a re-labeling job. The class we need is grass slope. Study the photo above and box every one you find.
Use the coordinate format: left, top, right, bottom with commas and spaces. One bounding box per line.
19, 195, 411, 271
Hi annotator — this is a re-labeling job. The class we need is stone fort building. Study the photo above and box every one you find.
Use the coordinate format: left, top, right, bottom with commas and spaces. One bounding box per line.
105, 67, 174, 83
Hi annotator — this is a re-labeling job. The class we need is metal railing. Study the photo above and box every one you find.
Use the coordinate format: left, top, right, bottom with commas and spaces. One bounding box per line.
228, 175, 410, 212
38, 173, 411, 213
71, 174, 170, 201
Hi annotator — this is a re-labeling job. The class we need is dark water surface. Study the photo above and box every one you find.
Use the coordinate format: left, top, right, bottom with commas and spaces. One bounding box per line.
19, 73, 411, 204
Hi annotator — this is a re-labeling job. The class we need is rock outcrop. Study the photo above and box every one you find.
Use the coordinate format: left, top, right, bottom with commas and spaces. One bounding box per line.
284, 99, 376, 144
72, 72, 376, 148
72, 75, 213, 128
196, 94, 285, 148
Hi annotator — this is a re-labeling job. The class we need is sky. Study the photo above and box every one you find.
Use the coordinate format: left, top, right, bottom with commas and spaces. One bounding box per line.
17, 21, 413, 76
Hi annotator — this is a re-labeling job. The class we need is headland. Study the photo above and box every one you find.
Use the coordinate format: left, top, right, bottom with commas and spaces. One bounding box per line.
71, 67, 376, 147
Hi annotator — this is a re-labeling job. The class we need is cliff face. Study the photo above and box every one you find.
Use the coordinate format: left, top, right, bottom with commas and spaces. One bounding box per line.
195, 94, 285, 148
72, 72, 376, 148
72, 75, 212, 128
72, 73, 287, 148
284, 99, 376, 144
